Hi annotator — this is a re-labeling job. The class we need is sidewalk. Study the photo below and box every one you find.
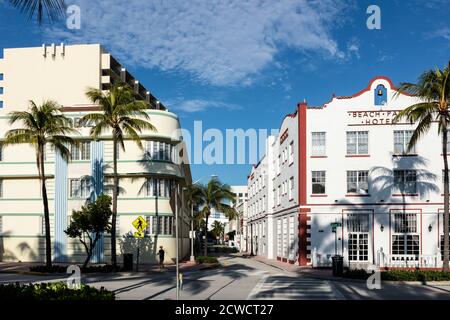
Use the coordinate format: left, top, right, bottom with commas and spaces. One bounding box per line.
247, 254, 363, 282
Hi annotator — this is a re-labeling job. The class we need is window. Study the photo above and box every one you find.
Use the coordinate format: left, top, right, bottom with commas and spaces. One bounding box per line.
146, 141, 172, 161
277, 185, 281, 206
115, 142, 121, 160
346, 131, 368, 155
0, 101, 3, 108
0, 143, 3, 161
347, 214, 369, 233
312, 132, 326, 156
40, 216, 54, 236
0, 87, 3, 94
152, 216, 174, 235
69, 178, 90, 198
0, 73, 3, 80
392, 235, 420, 255
277, 155, 281, 174
0, 216, 2, 234
347, 171, 369, 194
289, 177, 294, 200
277, 219, 282, 257
289, 141, 294, 164
0, 179, 2, 198
71, 141, 91, 160
393, 213, 417, 233
394, 170, 417, 194
288, 216, 295, 260
392, 213, 420, 255
145, 178, 173, 197
283, 217, 288, 257
312, 171, 326, 194
394, 130, 415, 155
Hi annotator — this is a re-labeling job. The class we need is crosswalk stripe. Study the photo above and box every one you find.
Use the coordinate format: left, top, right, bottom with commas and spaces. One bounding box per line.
247, 275, 342, 300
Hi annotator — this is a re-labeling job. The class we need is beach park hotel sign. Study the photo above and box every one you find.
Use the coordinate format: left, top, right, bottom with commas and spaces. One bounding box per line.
347, 110, 401, 126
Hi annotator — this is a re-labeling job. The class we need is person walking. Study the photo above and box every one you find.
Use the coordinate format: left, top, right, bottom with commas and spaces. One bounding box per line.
158, 246, 165, 269
179, 273, 183, 290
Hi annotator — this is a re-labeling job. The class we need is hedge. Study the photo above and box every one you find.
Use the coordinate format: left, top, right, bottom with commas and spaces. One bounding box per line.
29, 265, 116, 273
196, 256, 219, 264
343, 269, 450, 281
0, 282, 115, 300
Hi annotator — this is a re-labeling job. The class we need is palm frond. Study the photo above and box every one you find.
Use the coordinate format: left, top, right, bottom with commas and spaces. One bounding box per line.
8, 0, 66, 24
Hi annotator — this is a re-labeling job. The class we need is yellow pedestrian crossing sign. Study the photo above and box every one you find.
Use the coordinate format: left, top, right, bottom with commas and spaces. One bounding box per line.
132, 216, 147, 232
134, 231, 145, 238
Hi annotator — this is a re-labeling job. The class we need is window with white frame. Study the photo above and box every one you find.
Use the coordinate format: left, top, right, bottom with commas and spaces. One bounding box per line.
392, 213, 419, 255
273, 189, 276, 207
277, 185, 281, 206
312, 132, 326, 156
347, 214, 369, 233
277, 219, 282, 257
151, 216, 174, 235
289, 216, 295, 260
289, 177, 294, 200
393, 213, 417, 233
346, 131, 368, 155
312, 171, 326, 194
347, 171, 369, 194
289, 141, 294, 164
69, 178, 90, 198
283, 217, 288, 258
146, 141, 172, 161
394, 170, 417, 194
394, 130, 415, 155
71, 141, 91, 160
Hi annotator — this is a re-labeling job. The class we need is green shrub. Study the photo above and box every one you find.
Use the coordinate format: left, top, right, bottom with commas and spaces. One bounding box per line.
381, 270, 450, 281
196, 256, 218, 264
29, 264, 116, 273
343, 269, 450, 281
0, 282, 115, 300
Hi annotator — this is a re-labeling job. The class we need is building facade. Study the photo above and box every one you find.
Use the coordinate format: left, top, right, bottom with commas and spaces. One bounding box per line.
247, 76, 447, 269
0, 44, 192, 264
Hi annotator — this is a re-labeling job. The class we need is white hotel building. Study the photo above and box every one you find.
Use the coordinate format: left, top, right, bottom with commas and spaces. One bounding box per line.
0, 44, 192, 264
247, 76, 448, 269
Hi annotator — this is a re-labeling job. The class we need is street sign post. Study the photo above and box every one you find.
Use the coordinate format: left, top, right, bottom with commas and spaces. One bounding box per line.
132, 216, 148, 272
330, 220, 342, 255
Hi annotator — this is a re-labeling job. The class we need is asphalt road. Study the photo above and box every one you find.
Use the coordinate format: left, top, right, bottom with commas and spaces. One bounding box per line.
0, 256, 449, 300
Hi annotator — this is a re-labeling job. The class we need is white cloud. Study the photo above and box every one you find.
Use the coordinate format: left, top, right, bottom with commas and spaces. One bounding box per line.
427, 27, 450, 40
165, 98, 241, 113
46, 0, 351, 86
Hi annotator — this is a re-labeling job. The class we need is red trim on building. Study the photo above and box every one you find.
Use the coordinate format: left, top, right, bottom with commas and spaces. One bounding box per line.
298, 102, 308, 206
298, 208, 311, 266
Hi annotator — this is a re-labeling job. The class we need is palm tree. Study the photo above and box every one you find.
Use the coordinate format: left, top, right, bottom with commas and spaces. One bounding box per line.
8, 0, 66, 24
196, 177, 235, 256
394, 61, 450, 269
211, 221, 225, 244
4, 100, 77, 267
80, 82, 156, 268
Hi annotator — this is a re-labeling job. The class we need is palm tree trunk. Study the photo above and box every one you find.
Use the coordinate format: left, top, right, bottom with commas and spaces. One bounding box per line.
204, 215, 209, 256
443, 129, 449, 270
111, 133, 118, 268
39, 145, 52, 268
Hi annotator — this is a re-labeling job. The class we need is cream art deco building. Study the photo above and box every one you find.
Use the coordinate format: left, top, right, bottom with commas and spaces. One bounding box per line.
0, 44, 192, 264
247, 76, 448, 269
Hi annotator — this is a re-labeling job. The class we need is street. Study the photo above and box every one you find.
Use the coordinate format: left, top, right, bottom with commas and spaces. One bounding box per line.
1, 256, 450, 300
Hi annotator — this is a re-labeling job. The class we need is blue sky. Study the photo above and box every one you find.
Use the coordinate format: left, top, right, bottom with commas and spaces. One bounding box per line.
0, 0, 449, 186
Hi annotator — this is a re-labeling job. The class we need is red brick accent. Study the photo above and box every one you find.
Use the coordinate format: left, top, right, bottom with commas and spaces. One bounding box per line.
298, 208, 310, 266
